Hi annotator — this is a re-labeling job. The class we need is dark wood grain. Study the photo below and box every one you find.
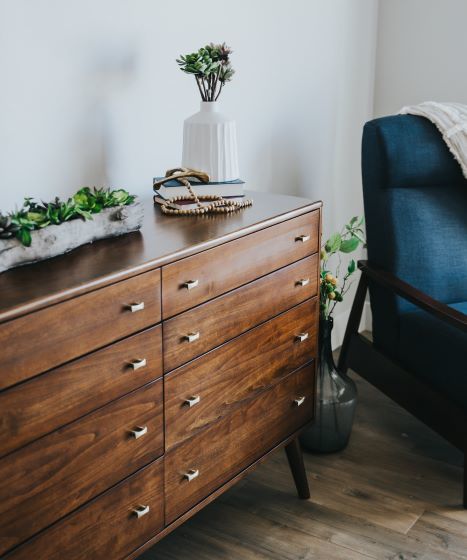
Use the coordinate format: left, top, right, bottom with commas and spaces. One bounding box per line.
161, 210, 320, 318
0, 192, 322, 558
358, 260, 467, 332
165, 363, 315, 524
0, 380, 163, 555
0, 326, 162, 458
125, 429, 308, 560
285, 438, 311, 499
165, 299, 318, 449
163, 255, 318, 371
0, 194, 321, 324
5, 459, 164, 560
337, 273, 368, 374
0, 268, 161, 391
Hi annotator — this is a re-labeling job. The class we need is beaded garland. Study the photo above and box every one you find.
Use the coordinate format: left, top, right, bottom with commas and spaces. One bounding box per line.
153, 168, 253, 216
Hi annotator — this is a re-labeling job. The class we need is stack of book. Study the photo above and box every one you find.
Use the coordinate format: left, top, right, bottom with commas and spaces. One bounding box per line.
153, 177, 245, 199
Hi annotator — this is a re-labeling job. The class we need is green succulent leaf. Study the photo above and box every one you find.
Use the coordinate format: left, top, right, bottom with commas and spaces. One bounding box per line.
176, 42, 234, 101
1, 186, 136, 247
17, 228, 32, 247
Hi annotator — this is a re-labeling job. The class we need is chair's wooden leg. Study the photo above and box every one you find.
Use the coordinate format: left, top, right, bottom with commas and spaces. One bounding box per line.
285, 437, 310, 499
463, 452, 467, 509
337, 273, 368, 374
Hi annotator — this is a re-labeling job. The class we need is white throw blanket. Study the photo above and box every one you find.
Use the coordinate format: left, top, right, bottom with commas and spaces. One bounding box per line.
399, 101, 467, 179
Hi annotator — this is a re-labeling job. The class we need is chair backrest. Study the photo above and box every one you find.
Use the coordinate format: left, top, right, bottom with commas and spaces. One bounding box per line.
361, 114, 467, 351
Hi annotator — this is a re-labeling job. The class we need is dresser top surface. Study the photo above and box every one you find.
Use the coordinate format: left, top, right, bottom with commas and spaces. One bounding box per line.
0, 191, 321, 323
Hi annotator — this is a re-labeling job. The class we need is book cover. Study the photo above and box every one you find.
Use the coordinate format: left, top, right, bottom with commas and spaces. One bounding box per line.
153, 177, 245, 198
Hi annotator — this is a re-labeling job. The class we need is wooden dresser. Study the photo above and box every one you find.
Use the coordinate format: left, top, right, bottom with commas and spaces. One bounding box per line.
0, 191, 322, 560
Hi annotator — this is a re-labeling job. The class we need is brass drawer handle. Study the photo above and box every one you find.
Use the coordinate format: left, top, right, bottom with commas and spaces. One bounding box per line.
295, 234, 310, 243
130, 358, 147, 371
296, 278, 310, 287
294, 396, 306, 407
295, 332, 309, 343
183, 279, 199, 290
184, 331, 200, 343
183, 469, 200, 482
130, 426, 148, 439
127, 302, 145, 313
132, 504, 150, 519
184, 395, 201, 408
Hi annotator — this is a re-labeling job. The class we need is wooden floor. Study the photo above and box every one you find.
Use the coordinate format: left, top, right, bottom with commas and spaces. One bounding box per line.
139, 369, 466, 559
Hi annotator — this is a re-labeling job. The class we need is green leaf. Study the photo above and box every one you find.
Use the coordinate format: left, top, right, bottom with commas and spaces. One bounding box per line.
324, 233, 341, 253
347, 259, 356, 274
75, 208, 93, 220
17, 228, 32, 247
340, 237, 359, 253
73, 193, 89, 206
111, 190, 129, 204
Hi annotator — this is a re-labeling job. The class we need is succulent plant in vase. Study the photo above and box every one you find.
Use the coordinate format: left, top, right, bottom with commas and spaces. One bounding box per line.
177, 42, 234, 102
176, 43, 239, 183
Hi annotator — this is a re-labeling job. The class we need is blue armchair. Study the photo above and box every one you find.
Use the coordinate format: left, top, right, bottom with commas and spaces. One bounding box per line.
339, 114, 467, 505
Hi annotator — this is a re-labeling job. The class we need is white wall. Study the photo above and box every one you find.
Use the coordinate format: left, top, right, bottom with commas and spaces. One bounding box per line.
0, 0, 378, 341
374, 0, 467, 117
0, 0, 377, 217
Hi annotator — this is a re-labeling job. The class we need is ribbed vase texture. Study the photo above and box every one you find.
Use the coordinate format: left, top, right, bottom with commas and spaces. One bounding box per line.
182, 101, 239, 182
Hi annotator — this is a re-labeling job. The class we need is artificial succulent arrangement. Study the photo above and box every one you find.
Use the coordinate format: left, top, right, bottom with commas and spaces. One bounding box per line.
320, 216, 366, 320
0, 187, 135, 247
176, 42, 234, 102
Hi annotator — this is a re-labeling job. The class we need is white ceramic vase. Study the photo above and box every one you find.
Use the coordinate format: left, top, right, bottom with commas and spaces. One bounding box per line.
182, 101, 239, 182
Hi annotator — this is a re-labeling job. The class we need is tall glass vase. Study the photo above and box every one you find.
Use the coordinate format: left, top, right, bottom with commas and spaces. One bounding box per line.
300, 317, 357, 453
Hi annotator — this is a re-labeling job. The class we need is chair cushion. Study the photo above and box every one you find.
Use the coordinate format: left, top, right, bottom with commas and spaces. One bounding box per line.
397, 302, 467, 411
362, 115, 467, 354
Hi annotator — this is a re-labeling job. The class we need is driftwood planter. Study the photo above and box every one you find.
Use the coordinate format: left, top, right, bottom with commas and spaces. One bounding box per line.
0, 200, 144, 273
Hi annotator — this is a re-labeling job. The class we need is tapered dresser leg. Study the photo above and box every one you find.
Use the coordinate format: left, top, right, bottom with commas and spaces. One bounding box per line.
285, 437, 310, 499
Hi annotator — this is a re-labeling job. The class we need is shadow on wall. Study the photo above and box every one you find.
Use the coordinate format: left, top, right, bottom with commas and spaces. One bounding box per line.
246, 120, 306, 198
78, 48, 138, 190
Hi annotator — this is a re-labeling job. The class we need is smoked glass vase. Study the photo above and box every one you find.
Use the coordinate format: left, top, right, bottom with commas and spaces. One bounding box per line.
300, 317, 357, 453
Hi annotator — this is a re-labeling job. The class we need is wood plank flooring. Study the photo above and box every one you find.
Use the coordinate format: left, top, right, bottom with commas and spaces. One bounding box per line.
139, 367, 466, 559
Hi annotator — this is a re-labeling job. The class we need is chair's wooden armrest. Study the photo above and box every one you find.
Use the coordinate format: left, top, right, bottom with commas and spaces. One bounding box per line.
358, 260, 467, 333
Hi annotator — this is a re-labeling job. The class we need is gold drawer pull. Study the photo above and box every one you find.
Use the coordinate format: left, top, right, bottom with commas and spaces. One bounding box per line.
184, 395, 201, 408
130, 358, 147, 371
132, 504, 150, 519
183, 279, 199, 290
295, 234, 310, 243
183, 469, 200, 482
130, 426, 148, 439
294, 396, 306, 407
127, 302, 145, 313
184, 331, 200, 343
296, 278, 310, 287
295, 332, 309, 343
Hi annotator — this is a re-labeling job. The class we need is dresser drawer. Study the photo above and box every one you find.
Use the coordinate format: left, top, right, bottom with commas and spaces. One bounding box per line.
0, 380, 163, 555
163, 255, 318, 372
0, 269, 161, 391
0, 326, 162, 459
4, 459, 164, 560
165, 298, 317, 450
165, 363, 315, 523
162, 211, 319, 318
